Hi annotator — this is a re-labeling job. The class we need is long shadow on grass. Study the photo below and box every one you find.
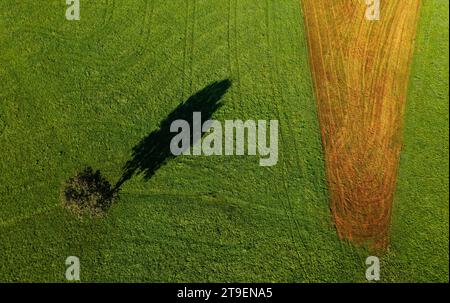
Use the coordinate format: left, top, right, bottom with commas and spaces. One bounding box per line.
113, 79, 231, 191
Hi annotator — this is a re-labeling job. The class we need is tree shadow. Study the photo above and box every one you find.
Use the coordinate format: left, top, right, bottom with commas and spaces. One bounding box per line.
114, 79, 231, 191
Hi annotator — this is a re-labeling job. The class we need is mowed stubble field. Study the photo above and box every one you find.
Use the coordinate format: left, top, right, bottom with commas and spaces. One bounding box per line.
0, 0, 448, 282
302, 0, 421, 249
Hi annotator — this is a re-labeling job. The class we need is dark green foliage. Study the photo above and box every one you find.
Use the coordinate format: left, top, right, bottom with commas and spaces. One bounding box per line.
63, 167, 117, 216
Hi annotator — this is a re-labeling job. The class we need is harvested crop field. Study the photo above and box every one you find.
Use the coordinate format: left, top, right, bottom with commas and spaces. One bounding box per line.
302, 0, 422, 249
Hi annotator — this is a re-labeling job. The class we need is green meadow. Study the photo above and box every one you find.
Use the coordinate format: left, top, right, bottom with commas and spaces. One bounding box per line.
0, 0, 447, 282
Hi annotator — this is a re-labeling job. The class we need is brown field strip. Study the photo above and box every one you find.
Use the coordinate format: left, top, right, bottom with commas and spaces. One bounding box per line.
301, 0, 421, 249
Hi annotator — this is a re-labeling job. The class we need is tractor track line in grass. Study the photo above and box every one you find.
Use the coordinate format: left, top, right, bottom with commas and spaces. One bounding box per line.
268, 1, 310, 247
227, 0, 243, 112
189, 0, 197, 95
301, 0, 421, 249
181, 0, 197, 100
263, 0, 309, 276
181, 0, 190, 101
233, 0, 244, 111
227, 0, 237, 111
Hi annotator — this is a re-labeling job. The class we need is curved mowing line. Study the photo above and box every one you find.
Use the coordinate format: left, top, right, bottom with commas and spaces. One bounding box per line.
301, 0, 421, 249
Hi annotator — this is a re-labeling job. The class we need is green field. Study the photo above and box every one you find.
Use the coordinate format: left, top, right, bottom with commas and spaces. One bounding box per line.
0, 0, 448, 282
